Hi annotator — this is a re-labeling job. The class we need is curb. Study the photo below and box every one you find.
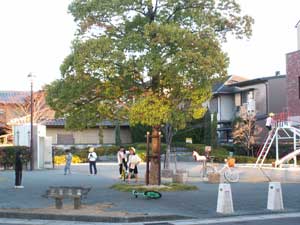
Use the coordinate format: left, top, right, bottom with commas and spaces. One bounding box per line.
0, 211, 193, 223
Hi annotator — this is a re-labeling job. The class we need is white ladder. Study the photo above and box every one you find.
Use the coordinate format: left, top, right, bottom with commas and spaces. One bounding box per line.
255, 129, 277, 167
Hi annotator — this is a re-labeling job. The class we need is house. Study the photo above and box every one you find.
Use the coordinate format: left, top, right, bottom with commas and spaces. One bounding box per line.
209, 74, 287, 143
44, 118, 132, 148
0, 91, 30, 144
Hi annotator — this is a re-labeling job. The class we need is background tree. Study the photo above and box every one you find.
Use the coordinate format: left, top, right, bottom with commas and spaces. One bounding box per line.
115, 121, 122, 146
211, 112, 218, 148
203, 110, 212, 146
232, 115, 260, 156
7, 90, 54, 126
46, 0, 253, 184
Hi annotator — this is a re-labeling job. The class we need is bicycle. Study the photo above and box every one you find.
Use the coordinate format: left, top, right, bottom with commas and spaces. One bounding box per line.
120, 167, 127, 181
132, 190, 162, 199
120, 166, 135, 181
216, 161, 239, 183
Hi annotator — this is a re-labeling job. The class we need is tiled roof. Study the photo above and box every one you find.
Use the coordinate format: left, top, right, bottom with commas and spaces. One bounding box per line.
212, 75, 248, 93
0, 91, 30, 104
229, 75, 286, 87
43, 118, 130, 127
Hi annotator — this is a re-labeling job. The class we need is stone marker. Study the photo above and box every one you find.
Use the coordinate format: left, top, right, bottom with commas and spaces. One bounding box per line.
216, 183, 234, 214
267, 182, 284, 210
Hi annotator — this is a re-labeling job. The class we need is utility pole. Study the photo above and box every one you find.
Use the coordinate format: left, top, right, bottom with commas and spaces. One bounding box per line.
28, 73, 34, 171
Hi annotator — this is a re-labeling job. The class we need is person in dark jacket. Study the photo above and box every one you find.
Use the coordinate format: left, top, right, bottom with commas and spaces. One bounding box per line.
15, 150, 24, 188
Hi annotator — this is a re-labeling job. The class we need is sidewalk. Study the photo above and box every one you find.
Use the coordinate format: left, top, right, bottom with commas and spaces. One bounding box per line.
0, 162, 299, 222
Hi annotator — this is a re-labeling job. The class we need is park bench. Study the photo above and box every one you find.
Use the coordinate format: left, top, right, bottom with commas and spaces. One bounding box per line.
44, 186, 91, 209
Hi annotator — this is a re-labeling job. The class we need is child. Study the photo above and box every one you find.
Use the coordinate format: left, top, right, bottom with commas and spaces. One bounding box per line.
117, 146, 128, 178
266, 112, 275, 133
88, 147, 98, 175
64, 150, 73, 175
127, 147, 141, 183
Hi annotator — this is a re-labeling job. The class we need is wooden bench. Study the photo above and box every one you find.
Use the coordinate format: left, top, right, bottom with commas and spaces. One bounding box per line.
44, 186, 91, 209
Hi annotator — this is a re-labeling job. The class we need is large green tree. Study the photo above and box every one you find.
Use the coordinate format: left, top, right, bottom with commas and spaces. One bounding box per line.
46, 0, 253, 184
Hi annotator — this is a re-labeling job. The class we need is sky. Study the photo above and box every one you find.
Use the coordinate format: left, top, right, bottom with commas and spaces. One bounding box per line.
0, 0, 299, 91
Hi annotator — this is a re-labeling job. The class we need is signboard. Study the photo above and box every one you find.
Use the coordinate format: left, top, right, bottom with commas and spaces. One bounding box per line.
185, 138, 193, 144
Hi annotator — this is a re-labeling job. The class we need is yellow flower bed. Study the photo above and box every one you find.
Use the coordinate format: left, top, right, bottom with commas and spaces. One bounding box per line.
54, 155, 83, 165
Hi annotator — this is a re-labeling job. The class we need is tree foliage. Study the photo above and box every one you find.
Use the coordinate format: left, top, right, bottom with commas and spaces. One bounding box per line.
211, 112, 218, 147
232, 115, 260, 156
46, 0, 253, 132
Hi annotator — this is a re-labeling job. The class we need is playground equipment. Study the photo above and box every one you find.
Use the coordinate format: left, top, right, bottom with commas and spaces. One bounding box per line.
192, 151, 239, 182
255, 112, 300, 168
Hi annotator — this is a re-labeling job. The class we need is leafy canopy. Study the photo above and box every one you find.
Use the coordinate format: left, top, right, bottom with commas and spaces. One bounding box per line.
46, 0, 253, 129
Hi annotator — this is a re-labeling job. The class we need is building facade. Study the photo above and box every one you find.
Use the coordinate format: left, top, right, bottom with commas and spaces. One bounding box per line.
209, 75, 287, 143
44, 118, 132, 147
286, 50, 300, 115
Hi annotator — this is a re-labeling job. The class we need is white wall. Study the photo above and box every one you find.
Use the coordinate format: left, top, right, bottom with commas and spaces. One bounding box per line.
47, 127, 132, 145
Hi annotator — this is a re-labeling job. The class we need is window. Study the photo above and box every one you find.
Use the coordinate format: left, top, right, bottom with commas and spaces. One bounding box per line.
247, 91, 254, 100
57, 134, 75, 145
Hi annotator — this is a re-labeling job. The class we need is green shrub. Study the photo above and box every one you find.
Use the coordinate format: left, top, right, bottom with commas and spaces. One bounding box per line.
234, 156, 257, 163
54, 145, 121, 163
0, 146, 30, 170
137, 152, 146, 162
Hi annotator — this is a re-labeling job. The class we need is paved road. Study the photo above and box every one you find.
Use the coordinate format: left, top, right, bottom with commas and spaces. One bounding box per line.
0, 162, 299, 219
0, 213, 299, 225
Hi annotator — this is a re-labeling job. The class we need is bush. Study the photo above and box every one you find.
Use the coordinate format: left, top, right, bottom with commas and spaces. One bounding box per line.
0, 146, 30, 170
54, 145, 121, 163
54, 155, 83, 165
132, 143, 167, 153
137, 152, 146, 162
234, 156, 257, 164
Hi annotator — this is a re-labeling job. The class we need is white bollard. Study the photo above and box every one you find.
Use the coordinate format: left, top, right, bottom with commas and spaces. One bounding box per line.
267, 182, 284, 210
216, 183, 234, 214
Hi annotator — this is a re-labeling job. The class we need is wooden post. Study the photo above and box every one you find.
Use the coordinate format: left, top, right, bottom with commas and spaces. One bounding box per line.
55, 197, 63, 209
146, 131, 150, 185
158, 131, 161, 186
74, 197, 81, 209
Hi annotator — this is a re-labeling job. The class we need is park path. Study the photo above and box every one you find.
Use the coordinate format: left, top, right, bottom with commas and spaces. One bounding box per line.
0, 162, 299, 219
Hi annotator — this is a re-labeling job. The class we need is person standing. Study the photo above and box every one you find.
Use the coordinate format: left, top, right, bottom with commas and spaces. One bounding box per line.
14, 150, 24, 188
117, 146, 128, 177
88, 147, 98, 175
127, 147, 141, 183
64, 150, 73, 175
266, 112, 275, 133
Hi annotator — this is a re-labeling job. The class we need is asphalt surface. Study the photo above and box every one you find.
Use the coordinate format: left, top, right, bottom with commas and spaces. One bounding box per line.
0, 213, 299, 225
0, 162, 299, 220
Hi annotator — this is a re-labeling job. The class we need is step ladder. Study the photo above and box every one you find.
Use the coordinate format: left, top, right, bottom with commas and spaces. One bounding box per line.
255, 129, 277, 167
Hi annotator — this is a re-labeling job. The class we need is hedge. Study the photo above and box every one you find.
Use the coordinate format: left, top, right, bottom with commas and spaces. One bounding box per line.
54, 155, 84, 165
53, 143, 281, 165
0, 146, 30, 170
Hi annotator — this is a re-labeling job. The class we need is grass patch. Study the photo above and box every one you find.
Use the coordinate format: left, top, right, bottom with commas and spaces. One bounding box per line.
110, 182, 198, 192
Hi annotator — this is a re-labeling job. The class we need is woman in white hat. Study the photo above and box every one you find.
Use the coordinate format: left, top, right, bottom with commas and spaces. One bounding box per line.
127, 147, 141, 183
266, 112, 275, 133
88, 147, 98, 175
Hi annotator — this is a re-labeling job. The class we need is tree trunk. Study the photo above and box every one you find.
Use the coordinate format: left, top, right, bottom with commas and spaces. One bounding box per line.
149, 125, 161, 185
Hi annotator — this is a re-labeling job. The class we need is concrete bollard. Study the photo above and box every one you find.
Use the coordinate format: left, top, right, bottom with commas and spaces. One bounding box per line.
267, 182, 284, 211
216, 183, 234, 214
